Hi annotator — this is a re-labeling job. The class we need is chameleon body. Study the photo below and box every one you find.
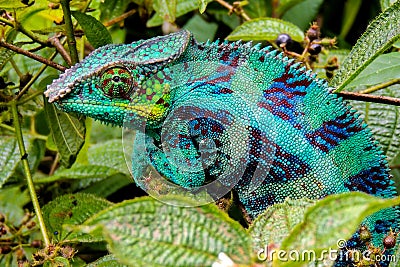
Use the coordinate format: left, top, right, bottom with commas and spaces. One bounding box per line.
45, 31, 398, 266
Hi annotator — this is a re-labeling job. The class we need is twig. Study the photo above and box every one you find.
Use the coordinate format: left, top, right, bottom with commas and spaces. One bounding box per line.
49, 36, 72, 66
0, 123, 15, 132
0, 41, 66, 72
336, 91, 400, 106
359, 78, 400, 94
10, 101, 51, 247
0, 16, 48, 46
390, 164, 400, 170
60, 0, 79, 64
16, 50, 60, 100
104, 9, 137, 27
215, 0, 251, 21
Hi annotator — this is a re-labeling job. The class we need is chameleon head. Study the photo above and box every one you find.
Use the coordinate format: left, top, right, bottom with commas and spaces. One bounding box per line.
44, 30, 192, 128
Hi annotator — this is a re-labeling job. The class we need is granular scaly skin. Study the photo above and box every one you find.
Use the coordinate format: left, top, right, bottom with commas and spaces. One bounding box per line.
45, 30, 398, 266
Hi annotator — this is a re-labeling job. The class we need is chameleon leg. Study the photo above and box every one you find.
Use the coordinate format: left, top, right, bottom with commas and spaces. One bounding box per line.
131, 131, 206, 189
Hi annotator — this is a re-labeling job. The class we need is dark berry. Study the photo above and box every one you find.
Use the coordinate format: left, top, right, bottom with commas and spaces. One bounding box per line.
0, 246, 11, 254
275, 34, 292, 47
308, 44, 322, 55
26, 221, 36, 229
383, 232, 397, 249
359, 225, 372, 242
30, 240, 42, 248
0, 225, 7, 235
307, 24, 320, 41
0, 213, 5, 223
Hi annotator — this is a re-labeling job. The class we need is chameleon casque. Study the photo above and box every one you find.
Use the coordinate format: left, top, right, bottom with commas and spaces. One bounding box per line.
45, 30, 398, 266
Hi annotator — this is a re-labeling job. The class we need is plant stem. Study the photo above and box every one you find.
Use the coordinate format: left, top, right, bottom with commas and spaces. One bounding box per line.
0, 123, 15, 132
337, 91, 400, 106
359, 78, 400, 94
0, 41, 66, 72
215, 0, 251, 21
60, 0, 79, 64
16, 50, 59, 100
10, 101, 50, 247
0, 17, 48, 46
104, 9, 137, 27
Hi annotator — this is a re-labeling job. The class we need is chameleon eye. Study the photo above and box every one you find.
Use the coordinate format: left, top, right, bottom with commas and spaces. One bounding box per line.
100, 67, 133, 99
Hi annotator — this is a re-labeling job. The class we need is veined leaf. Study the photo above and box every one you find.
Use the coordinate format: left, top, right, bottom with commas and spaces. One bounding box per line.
0, 136, 45, 187
275, 0, 304, 17
42, 193, 113, 242
0, 187, 30, 223
278, 192, 400, 267
44, 100, 86, 167
0, 46, 15, 69
100, 0, 132, 22
250, 198, 315, 256
88, 139, 129, 175
87, 255, 128, 267
340, 0, 362, 39
147, 0, 214, 27
350, 85, 400, 164
331, 1, 400, 91
0, 137, 19, 187
0, 0, 33, 8
381, 0, 398, 10
244, 0, 271, 18
227, 17, 304, 42
153, 0, 177, 22
346, 52, 400, 89
72, 11, 112, 48
281, 0, 324, 30
75, 196, 252, 266
35, 165, 123, 183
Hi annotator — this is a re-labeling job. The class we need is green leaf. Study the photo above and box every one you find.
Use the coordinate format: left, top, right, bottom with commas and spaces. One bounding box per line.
346, 52, 400, 89
183, 14, 218, 42
389, 243, 400, 267
279, 192, 400, 266
100, 0, 132, 22
79, 196, 252, 266
87, 255, 128, 267
87, 139, 129, 174
249, 198, 315, 253
227, 18, 304, 42
44, 100, 86, 167
331, 1, 400, 91
0, 136, 45, 187
0, 137, 19, 187
275, 0, 304, 17
350, 85, 400, 163
153, 0, 177, 22
339, 0, 362, 39
198, 0, 211, 13
381, 0, 398, 10
36, 165, 123, 183
0, 0, 33, 8
244, 0, 271, 18
80, 173, 132, 197
42, 193, 112, 242
71, 11, 112, 48
281, 0, 324, 30
0, 187, 30, 223
147, 0, 213, 27
0, 46, 15, 69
